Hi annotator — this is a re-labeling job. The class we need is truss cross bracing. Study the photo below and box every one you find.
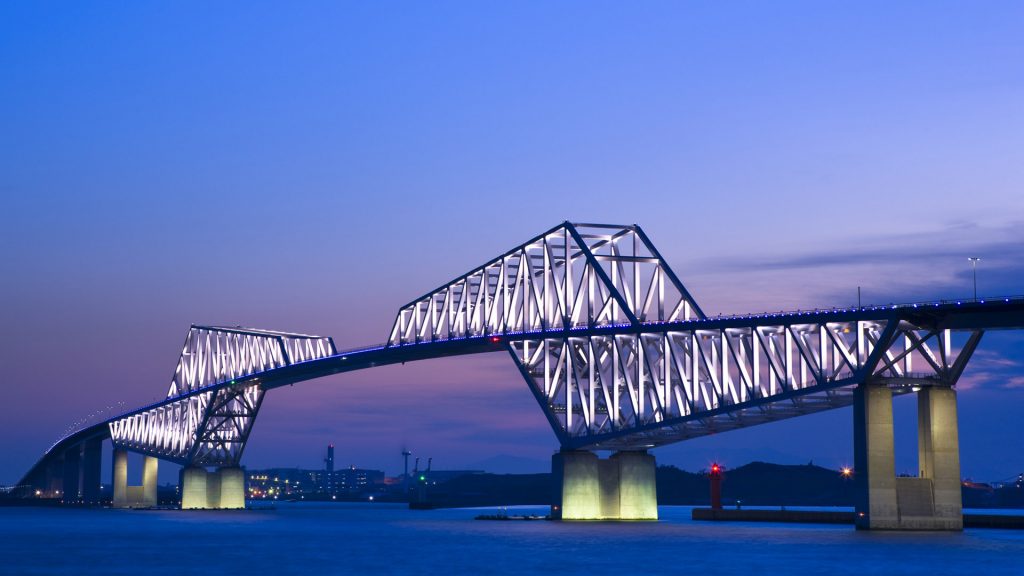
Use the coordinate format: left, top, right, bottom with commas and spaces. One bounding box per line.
19, 221, 1024, 488
109, 326, 335, 466
507, 318, 983, 449
387, 223, 705, 345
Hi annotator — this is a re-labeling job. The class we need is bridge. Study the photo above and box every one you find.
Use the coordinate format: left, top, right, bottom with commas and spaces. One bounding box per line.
15, 222, 1024, 529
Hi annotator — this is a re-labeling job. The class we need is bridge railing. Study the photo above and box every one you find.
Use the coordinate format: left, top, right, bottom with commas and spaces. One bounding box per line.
631, 294, 1024, 326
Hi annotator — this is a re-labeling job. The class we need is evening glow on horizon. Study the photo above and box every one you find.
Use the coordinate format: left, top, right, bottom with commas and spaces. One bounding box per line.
1, 2, 1023, 486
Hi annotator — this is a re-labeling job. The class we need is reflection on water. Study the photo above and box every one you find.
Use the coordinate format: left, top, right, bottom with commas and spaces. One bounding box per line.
2, 504, 1023, 575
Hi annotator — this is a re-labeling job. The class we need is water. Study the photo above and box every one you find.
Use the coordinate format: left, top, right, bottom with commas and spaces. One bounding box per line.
2, 504, 1023, 575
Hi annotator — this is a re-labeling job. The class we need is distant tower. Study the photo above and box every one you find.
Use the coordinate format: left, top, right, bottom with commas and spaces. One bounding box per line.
325, 444, 335, 474
402, 449, 412, 479
324, 444, 335, 496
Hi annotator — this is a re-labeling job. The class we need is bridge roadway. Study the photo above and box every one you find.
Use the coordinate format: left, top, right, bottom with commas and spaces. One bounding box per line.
13, 221, 1024, 529
22, 298, 1024, 500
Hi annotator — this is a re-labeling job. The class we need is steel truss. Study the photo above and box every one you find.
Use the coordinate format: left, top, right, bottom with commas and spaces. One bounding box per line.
509, 321, 984, 449
387, 222, 704, 345
387, 221, 986, 449
109, 326, 335, 466
21, 222, 1024, 495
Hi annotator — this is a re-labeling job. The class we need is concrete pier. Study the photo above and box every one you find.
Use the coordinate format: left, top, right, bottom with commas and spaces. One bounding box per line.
613, 451, 658, 520
215, 467, 246, 509
142, 454, 158, 506
917, 387, 962, 529
551, 450, 657, 520
112, 449, 158, 508
854, 383, 962, 530
46, 458, 63, 497
61, 447, 81, 504
180, 466, 246, 509
181, 467, 209, 509
81, 438, 102, 504
112, 448, 128, 507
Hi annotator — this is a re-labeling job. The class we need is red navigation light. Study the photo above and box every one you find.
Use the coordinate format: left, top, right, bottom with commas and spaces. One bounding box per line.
490, 336, 501, 343
711, 464, 720, 473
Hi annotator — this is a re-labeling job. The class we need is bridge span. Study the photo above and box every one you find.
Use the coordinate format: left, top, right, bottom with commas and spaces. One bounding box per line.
15, 222, 1024, 529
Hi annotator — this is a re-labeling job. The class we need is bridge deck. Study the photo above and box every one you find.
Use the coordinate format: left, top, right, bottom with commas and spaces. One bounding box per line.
22, 295, 1024, 487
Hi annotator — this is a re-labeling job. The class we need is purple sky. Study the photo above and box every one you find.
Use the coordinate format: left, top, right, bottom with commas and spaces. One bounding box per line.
2, 2, 1023, 484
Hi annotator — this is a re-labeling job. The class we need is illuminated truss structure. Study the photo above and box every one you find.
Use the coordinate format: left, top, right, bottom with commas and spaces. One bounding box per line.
509, 318, 983, 449
109, 326, 335, 466
22, 221, 1019, 491
388, 222, 704, 345
388, 222, 987, 449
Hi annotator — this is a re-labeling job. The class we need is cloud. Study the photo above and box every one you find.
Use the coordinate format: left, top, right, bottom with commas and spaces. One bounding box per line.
972, 349, 1022, 369
678, 220, 1024, 314
693, 221, 1024, 274
957, 371, 997, 391
955, 343, 1024, 391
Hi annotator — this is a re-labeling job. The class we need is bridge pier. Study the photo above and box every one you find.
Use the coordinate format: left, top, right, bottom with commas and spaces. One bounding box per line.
46, 458, 63, 497
917, 387, 963, 528
81, 438, 102, 504
112, 448, 159, 508
854, 383, 962, 530
61, 447, 81, 504
180, 466, 246, 509
551, 450, 657, 520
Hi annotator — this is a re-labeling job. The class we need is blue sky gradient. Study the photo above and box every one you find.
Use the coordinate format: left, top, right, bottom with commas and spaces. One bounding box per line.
2, 2, 1022, 483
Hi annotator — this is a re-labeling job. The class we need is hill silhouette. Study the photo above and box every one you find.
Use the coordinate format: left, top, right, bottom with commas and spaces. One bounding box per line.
420, 461, 1021, 509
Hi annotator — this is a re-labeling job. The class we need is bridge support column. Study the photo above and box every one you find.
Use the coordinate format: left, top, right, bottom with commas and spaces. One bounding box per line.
613, 451, 658, 520
854, 383, 962, 530
917, 387, 962, 529
81, 438, 102, 505
46, 458, 63, 497
142, 455, 158, 506
552, 450, 657, 521
61, 447, 81, 504
181, 466, 246, 509
112, 450, 158, 508
214, 467, 246, 509
181, 467, 209, 509
112, 448, 128, 507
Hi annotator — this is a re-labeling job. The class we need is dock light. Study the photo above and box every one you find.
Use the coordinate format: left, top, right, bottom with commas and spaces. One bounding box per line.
841, 467, 853, 478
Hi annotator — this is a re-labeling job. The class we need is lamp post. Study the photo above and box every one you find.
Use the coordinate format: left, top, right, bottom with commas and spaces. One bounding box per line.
968, 257, 980, 300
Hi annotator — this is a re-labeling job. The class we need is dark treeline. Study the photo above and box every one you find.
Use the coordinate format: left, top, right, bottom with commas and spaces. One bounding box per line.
420, 462, 1024, 509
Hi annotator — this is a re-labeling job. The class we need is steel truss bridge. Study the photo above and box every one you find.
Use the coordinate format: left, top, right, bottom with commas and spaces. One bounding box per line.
18, 222, 1024, 489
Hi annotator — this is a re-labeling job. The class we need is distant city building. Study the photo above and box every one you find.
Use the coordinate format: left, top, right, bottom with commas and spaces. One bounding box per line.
247, 468, 321, 499
323, 444, 335, 494
334, 465, 384, 494
245, 444, 384, 500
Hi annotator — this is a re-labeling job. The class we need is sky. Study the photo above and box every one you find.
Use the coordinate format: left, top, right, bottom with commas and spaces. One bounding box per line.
1, 2, 1023, 485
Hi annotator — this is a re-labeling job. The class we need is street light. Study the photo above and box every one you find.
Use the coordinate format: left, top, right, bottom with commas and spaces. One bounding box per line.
968, 257, 981, 300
